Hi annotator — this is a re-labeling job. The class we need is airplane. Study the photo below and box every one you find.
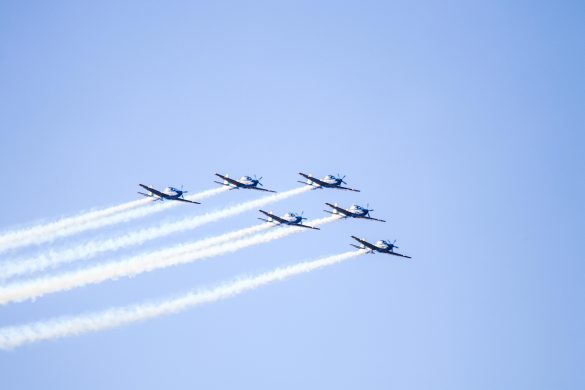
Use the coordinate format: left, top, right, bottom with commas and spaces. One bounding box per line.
258, 210, 320, 230
214, 173, 277, 193
350, 236, 411, 258
137, 184, 201, 204
298, 172, 360, 192
324, 203, 386, 222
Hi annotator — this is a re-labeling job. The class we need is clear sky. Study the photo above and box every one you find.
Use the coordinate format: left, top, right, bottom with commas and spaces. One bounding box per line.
0, 1, 583, 388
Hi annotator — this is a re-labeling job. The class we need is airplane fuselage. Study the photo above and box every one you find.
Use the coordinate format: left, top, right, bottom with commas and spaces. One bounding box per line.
374, 240, 396, 251
308, 174, 342, 188
282, 213, 304, 224
161, 187, 184, 199
234, 176, 260, 188
346, 204, 369, 217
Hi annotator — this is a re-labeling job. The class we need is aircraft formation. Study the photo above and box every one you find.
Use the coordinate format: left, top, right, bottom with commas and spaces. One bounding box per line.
0, 170, 413, 348
139, 172, 411, 259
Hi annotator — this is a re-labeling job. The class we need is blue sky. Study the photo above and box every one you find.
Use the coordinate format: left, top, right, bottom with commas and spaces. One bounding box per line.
0, 1, 583, 388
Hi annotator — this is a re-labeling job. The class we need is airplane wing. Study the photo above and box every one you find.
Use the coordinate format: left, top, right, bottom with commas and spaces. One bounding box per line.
139, 184, 166, 198
386, 251, 412, 259
214, 173, 242, 187
297, 181, 321, 188
324, 203, 350, 216
337, 185, 361, 192
137, 192, 162, 201
298, 172, 328, 187
351, 236, 379, 251
174, 198, 200, 204
249, 186, 277, 193
259, 210, 288, 224
360, 216, 387, 223
296, 223, 320, 230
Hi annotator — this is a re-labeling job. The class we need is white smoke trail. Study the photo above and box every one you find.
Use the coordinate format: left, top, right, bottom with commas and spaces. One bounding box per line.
0, 187, 227, 255
0, 186, 311, 280
0, 215, 339, 305
0, 250, 365, 349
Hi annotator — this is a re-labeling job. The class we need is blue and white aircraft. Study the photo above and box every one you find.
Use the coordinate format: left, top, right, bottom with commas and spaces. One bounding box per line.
214, 173, 277, 193
298, 172, 360, 192
138, 184, 200, 204
324, 203, 386, 222
258, 210, 320, 230
350, 236, 411, 258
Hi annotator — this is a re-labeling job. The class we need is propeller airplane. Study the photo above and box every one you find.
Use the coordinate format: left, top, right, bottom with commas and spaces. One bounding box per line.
258, 210, 320, 230
137, 184, 200, 204
214, 173, 277, 193
298, 172, 360, 192
324, 203, 386, 222
350, 236, 411, 258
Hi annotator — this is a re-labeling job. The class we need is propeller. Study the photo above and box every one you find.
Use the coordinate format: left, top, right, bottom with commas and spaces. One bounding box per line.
337, 173, 347, 184
365, 203, 373, 217
180, 184, 188, 198
388, 239, 398, 249
254, 174, 264, 186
